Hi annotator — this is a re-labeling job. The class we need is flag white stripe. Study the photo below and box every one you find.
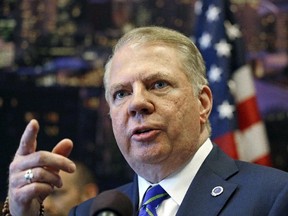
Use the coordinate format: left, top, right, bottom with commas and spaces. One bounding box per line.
232, 65, 256, 103
235, 122, 270, 162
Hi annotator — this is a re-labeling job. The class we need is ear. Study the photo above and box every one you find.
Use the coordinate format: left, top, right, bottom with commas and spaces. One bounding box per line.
198, 85, 213, 124
81, 183, 99, 201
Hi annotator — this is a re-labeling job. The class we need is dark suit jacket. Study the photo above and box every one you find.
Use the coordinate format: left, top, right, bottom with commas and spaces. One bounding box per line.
69, 145, 288, 216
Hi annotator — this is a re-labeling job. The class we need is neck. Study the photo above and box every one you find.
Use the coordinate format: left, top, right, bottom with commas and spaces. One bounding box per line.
134, 131, 210, 183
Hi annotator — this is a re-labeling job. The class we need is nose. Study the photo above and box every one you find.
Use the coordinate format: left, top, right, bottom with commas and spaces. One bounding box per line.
128, 87, 154, 117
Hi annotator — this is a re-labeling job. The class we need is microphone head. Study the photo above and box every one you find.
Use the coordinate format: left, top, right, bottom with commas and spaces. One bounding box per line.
89, 189, 133, 216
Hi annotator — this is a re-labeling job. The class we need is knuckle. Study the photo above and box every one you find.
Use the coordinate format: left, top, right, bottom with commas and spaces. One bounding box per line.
9, 160, 17, 172
9, 176, 18, 187
14, 190, 29, 204
36, 168, 46, 182
34, 152, 46, 165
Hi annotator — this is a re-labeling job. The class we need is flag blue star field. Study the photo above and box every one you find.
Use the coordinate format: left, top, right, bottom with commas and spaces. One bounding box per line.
194, 0, 271, 165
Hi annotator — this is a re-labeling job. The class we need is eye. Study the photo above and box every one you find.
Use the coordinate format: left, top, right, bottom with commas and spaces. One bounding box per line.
153, 81, 168, 89
113, 90, 130, 100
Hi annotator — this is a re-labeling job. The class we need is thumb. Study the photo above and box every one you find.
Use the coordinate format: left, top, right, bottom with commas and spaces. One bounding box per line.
52, 139, 73, 157
16, 119, 39, 156
50, 139, 74, 173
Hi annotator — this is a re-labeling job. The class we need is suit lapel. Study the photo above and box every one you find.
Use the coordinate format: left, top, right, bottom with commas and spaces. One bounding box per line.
176, 145, 239, 216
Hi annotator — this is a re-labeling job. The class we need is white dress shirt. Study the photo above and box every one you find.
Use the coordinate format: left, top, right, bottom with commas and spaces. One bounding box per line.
138, 138, 213, 216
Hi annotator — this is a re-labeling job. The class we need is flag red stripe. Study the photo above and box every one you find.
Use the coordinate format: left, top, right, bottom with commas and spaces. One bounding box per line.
236, 96, 262, 131
214, 132, 239, 160
252, 154, 272, 167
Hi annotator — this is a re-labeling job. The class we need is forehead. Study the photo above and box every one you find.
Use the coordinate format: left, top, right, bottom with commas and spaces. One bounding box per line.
109, 44, 186, 82
114, 43, 177, 64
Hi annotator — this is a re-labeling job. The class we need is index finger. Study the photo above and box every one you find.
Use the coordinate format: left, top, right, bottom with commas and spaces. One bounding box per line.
16, 119, 39, 156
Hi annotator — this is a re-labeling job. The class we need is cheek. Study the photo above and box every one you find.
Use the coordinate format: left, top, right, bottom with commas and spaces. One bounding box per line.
111, 113, 125, 132
173, 95, 197, 120
167, 96, 200, 137
111, 112, 128, 148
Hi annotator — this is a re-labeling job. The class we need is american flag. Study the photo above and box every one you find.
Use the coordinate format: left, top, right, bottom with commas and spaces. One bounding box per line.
194, 0, 271, 165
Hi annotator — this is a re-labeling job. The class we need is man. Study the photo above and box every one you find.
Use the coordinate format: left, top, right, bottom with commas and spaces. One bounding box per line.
4, 26, 288, 216
44, 161, 98, 216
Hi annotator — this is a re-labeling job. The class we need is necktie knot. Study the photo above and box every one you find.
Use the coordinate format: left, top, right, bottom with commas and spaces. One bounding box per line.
139, 185, 169, 216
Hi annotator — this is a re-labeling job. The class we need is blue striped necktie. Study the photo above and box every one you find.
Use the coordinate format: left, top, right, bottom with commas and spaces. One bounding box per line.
138, 184, 169, 216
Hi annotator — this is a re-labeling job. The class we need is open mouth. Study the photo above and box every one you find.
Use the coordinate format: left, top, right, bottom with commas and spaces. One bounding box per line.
134, 129, 152, 134
131, 127, 160, 142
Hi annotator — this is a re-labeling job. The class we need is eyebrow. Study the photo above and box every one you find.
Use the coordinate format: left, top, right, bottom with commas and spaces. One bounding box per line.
109, 71, 172, 92
141, 72, 171, 82
109, 83, 128, 93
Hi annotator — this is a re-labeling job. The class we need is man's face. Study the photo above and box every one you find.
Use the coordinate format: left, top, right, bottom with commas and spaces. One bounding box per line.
44, 172, 82, 216
107, 43, 210, 181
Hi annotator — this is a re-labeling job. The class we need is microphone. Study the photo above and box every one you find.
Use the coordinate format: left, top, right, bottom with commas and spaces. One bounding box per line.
89, 189, 133, 216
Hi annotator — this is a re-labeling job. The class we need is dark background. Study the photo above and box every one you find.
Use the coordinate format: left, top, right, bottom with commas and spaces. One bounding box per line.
1, 0, 288, 202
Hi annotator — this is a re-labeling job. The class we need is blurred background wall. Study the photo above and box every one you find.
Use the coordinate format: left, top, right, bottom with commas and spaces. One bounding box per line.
0, 0, 288, 202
